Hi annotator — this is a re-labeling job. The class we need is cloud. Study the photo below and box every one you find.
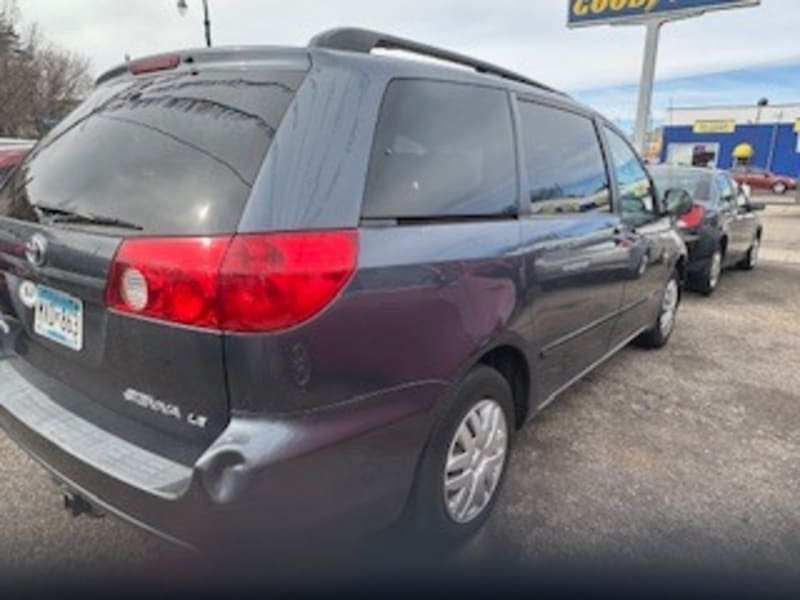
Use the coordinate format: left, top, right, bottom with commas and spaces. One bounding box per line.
575, 62, 800, 131
14, 0, 800, 92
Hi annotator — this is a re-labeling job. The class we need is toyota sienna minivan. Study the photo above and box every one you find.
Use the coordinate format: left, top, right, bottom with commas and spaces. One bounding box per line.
0, 28, 687, 549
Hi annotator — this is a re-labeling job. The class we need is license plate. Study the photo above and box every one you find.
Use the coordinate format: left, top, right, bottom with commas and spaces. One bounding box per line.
33, 285, 83, 352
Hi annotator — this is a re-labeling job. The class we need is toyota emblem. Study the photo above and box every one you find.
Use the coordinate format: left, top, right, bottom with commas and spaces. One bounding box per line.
25, 234, 48, 268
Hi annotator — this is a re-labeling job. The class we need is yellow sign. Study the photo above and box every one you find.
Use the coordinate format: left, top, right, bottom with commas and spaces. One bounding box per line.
693, 120, 736, 134
795, 119, 800, 133
733, 143, 754, 160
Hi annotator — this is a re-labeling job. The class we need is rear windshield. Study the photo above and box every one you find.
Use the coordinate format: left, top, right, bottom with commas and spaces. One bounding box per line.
652, 169, 712, 203
0, 67, 307, 235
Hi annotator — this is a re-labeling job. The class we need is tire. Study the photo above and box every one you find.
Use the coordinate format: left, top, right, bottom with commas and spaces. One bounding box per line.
693, 245, 723, 296
405, 365, 515, 549
772, 182, 787, 195
738, 234, 761, 271
635, 270, 681, 349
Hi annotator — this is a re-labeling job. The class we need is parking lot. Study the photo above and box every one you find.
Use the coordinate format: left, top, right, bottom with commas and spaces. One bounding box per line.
1, 201, 798, 577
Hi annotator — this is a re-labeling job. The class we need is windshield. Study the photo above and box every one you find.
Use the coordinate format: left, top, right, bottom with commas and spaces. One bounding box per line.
0, 67, 306, 235
652, 169, 713, 203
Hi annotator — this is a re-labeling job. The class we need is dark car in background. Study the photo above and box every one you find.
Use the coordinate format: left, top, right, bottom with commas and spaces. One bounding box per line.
730, 165, 796, 195
0, 28, 687, 551
652, 165, 764, 295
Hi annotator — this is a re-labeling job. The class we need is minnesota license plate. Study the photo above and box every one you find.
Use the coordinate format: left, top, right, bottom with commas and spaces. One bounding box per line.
33, 285, 83, 352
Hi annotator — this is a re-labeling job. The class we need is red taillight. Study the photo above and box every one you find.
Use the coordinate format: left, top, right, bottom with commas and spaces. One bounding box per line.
105, 231, 358, 333
106, 237, 230, 329
129, 55, 181, 75
677, 203, 706, 230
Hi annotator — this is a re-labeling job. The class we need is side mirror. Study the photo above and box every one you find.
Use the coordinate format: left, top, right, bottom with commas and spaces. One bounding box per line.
748, 201, 766, 212
664, 188, 693, 217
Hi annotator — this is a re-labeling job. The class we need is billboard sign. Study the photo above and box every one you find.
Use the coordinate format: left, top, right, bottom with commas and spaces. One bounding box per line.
568, 0, 761, 28
693, 119, 736, 134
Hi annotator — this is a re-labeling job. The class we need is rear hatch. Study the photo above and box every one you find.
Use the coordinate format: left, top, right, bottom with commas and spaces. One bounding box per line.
0, 52, 309, 446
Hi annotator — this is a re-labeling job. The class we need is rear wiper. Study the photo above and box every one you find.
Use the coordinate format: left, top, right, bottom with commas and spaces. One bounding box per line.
33, 205, 143, 231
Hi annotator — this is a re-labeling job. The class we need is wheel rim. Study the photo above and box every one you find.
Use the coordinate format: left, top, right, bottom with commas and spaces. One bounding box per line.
774, 183, 786, 194
751, 238, 760, 266
709, 251, 722, 289
659, 278, 679, 336
444, 398, 508, 524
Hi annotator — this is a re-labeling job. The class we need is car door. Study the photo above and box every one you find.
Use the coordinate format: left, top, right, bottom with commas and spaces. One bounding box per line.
601, 125, 674, 346
714, 172, 739, 254
715, 172, 747, 261
731, 175, 760, 259
515, 98, 629, 404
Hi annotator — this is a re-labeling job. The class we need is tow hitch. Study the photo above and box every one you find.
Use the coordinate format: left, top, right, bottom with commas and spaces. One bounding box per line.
63, 491, 104, 519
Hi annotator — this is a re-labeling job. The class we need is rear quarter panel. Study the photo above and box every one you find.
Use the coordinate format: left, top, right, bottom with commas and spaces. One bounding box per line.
223, 222, 528, 415
229, 51, 533, 416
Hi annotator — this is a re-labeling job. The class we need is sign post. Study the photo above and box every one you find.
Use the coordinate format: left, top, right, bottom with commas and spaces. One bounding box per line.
568, 0, 761, 153
632, 20, 662, 153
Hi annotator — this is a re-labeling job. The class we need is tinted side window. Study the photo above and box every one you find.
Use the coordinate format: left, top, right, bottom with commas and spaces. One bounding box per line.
518, 101, 610, 215
363, 80, 516, 219
604, 127, 656, 217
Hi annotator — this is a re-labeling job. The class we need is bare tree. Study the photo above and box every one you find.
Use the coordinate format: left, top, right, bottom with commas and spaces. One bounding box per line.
0, 1, 92, 138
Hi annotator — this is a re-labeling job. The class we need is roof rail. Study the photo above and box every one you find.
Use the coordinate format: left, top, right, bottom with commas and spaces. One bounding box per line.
309, 27, 565, 96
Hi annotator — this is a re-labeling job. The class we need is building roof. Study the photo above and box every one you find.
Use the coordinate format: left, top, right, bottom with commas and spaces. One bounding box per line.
666, 103, 800, 127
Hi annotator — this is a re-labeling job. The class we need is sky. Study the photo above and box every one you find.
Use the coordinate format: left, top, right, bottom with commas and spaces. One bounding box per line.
574, 61, 800, 131
13, 0, 800, 125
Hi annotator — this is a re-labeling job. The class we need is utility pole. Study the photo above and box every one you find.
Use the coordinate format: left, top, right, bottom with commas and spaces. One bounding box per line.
766, 110, 783, 171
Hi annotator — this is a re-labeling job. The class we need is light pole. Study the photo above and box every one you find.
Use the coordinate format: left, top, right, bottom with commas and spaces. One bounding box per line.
177, 0, 212, 48
755, 97, 768, 125
766, 110, 783, 172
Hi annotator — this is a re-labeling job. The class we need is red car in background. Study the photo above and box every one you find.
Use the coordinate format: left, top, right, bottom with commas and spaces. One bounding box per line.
730, 166, 797, 195
0, 139, 35, 183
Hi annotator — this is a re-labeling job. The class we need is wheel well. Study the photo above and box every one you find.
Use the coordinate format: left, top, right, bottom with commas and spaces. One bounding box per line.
719, 235, 728, 256
478, 346, 530, 429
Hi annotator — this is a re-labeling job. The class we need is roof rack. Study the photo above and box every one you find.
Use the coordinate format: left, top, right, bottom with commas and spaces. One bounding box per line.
309, 27, 565, 96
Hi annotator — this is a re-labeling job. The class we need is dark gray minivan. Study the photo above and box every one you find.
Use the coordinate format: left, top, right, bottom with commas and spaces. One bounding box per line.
0, 29, 687, 549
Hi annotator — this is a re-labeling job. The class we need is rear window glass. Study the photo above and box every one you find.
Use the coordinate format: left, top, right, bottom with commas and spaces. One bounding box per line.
0, 67, 307, 235
363, 79, 517, 219
652, 169, 712, 203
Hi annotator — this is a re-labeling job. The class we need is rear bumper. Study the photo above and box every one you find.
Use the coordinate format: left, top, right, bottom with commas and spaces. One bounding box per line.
0, 335, 444, 549
680, 232, 715, 275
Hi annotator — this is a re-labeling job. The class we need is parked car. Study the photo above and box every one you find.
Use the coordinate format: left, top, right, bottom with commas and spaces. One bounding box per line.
730, 165, 796, 195
0, 140, 34, 183
652, 165, 764, 295
0, 28, 688, 550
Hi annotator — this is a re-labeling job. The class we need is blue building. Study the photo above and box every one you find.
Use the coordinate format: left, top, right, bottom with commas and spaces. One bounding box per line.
660, 103, 800, 178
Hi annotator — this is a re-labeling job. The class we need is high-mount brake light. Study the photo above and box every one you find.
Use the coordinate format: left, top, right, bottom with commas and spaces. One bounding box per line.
105, 231, 359, 333
129, 55, 181, 75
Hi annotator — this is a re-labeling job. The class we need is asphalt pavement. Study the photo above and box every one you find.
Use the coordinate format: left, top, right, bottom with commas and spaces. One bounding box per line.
1, 201, 798, 581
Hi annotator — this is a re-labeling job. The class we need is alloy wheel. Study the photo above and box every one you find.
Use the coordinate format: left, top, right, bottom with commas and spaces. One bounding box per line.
750, 238, 760, 267
444, 399, 509, 524
709, 250, 722, 289
659, 278, 679, 337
